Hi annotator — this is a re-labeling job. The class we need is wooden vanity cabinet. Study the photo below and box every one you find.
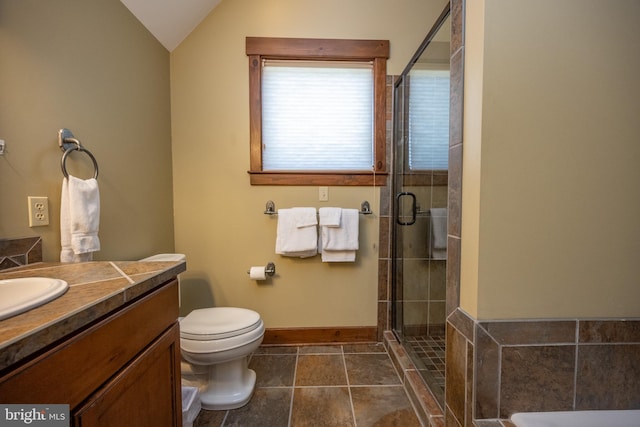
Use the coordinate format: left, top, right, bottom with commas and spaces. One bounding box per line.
0, 279, 182, 427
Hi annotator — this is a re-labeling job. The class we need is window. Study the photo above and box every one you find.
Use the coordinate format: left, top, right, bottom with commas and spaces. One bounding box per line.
246, 37, 389, 185
408, 68, 450, 170
262, 61, 373, 171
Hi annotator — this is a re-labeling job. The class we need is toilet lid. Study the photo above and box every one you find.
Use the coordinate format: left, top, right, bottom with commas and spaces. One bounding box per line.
180, 307, 262, 340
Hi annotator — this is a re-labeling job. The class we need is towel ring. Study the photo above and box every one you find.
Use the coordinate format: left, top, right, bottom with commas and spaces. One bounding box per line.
61, 144, 99, 179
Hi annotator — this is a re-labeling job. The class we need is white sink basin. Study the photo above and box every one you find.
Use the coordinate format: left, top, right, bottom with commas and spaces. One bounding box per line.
0, 277, 69, 320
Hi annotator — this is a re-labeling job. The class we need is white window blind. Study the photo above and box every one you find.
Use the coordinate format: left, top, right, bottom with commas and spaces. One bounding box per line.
261, 60, 374, 171
408, 68, 450, 170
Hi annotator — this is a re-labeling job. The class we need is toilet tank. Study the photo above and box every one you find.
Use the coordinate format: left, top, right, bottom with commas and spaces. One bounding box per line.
139, 254, 186, 307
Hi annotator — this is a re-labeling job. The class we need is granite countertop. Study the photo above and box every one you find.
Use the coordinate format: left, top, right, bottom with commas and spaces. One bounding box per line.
0, 260, 186, 373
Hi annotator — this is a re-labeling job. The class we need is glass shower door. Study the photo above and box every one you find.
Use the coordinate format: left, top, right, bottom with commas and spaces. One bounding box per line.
391, 5, 450, 407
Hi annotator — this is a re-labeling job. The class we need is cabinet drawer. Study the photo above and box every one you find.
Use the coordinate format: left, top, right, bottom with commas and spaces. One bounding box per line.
0, 280, 179, 409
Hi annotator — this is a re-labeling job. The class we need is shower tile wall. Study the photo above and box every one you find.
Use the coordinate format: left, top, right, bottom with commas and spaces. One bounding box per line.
401, 185, 448, 338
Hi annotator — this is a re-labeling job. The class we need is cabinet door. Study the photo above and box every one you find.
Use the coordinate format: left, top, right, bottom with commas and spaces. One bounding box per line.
74, 323, 182, 427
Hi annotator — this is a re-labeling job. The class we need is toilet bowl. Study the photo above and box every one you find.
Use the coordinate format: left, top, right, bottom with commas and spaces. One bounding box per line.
180, 307, 264, 410
140, 254, 265, 410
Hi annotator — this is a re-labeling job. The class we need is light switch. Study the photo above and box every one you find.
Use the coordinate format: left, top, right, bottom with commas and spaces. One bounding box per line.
319, 187, 329, 201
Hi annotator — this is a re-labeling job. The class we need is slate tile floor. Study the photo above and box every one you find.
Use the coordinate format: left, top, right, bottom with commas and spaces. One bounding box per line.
405, 334, 446, 404
193, 343, 422, 427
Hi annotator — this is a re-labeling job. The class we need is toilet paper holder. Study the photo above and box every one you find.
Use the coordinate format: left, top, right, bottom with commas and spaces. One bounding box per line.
247, 262, 276, 276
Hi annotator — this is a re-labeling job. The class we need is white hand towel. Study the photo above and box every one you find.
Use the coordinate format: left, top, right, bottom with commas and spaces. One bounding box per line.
60, 175, 100, 262
275, 208, 318, 258
429, 207, 447, 259
320, 208, 359, 262
318, 207, 342, 227
293, 207, 318, 228
322, 209, 359, 251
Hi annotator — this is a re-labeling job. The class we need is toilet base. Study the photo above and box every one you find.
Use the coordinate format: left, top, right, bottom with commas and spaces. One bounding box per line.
199, 357, 257, 410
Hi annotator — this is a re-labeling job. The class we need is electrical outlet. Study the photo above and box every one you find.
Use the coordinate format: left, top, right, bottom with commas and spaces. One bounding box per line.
319, 186, 329, 201
28, 196, 49, 227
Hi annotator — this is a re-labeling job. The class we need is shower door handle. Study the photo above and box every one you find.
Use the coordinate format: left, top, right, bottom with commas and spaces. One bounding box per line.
396, 192, 417, 226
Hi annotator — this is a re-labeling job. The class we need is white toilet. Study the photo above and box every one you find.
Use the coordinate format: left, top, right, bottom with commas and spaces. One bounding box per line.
180, 307, 264, 410
140, 254, 265, 410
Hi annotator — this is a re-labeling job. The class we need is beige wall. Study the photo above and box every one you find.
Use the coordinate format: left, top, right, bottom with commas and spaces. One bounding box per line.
461, 0, 640, 319
0, 0, 175, 261
170, 0, 447, 326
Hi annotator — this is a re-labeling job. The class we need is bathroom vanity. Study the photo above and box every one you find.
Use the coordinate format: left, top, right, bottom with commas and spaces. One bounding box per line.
0, 260, 186, 426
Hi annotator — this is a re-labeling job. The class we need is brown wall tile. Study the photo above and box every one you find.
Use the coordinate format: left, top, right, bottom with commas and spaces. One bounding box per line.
378, 216, 390, 259
449, 49, 464, 149
465, 340, 474, 427
576, 344, 640, 410
474, 325, 499, 419
500, 345, 575, 418
446, 236, 461, 316
450, 0, 464, 56
378, 259, 389, 301
448, 144, 463, 238
448, 308, 474, 341
479, 321, 576, 345
446, 322, 468, 423
579, 320, 640, 343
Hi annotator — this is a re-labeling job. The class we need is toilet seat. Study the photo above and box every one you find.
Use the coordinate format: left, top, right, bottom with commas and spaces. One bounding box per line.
180, 307, 262, 340
180, 307, 264, 355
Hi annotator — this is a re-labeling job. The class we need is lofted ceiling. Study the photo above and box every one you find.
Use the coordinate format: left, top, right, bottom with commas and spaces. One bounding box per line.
120, 0, 222, 51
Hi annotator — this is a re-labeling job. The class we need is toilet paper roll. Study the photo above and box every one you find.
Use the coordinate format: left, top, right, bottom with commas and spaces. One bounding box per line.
249, 266, 267, 280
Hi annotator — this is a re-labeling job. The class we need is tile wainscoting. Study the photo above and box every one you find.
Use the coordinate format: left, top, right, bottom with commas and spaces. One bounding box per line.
446, 308, 640, 426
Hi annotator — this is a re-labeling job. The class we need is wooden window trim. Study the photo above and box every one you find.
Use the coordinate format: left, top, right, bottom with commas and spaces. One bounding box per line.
246, 37, 389, 186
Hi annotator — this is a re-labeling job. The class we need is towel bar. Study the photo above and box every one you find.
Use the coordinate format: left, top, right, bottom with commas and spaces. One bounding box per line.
58, 128, 99, 179
263, 200, 373, 215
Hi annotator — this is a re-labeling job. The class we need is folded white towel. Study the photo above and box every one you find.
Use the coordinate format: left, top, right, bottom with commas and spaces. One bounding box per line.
318, 207, 342, 227
275, 208, 318, 258
293, 207, 318, 228
321, 249, 356, 262
322, 209, 359, 251
320, 208, 359, 262
60, 175, 100, 262
429, 207, 447, 260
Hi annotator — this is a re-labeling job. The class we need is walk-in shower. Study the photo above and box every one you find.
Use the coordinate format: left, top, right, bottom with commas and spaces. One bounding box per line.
391, 2, 450, 407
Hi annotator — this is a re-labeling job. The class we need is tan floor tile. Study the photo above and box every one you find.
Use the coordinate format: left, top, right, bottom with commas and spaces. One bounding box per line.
351, 386, 421, 427
291, 387, 354, 427
250, 354, 296, 387
295, 354, 347, 386
345, 353, 401, 385
223, 388, 292, 427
